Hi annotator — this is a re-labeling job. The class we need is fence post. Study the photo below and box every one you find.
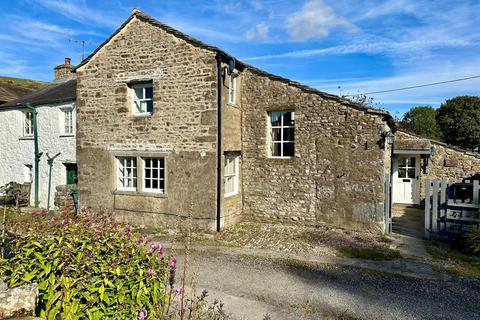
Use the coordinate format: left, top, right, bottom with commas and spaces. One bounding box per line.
425, 179, 431, 239
473, 180, 479, 205
440, 179, 446, 233
384, 173, 391, 233
432, 180, 439, 232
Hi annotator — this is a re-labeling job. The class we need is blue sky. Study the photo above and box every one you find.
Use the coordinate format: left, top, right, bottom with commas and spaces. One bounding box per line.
0, 0, 479, 117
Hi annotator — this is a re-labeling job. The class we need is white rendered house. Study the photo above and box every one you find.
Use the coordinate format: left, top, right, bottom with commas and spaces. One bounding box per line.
0, 59, 76, 208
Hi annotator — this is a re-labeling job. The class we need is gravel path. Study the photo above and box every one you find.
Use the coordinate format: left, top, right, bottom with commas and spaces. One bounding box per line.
177, 250, 480, 320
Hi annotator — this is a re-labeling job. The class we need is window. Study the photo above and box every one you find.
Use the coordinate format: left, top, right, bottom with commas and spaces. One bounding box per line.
24, 111, 33, 136
63, 108, 74, 135
117, 157, 137, 191
269, 111, 295, 157
398, 157, 416, 179
132, 83, 153, 115
224, 156, 239, 197
228, 74, 237, 104
143, 158, 165, 193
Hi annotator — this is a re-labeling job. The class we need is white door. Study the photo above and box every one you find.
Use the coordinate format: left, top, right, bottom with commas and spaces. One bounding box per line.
393, 156, 420, 204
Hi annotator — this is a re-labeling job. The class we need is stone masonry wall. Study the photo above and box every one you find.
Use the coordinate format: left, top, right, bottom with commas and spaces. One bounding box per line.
76, 17, 219, 230
241, 69, 390, 230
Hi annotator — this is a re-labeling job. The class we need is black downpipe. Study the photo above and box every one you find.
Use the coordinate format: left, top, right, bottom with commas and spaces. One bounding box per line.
216, 54, 222, 232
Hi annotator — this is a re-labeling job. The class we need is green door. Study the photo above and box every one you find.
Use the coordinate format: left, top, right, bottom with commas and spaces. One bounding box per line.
65, 164, 78, 185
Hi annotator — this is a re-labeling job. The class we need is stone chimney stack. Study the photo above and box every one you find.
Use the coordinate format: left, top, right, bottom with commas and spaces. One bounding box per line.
54, 58, 75, 82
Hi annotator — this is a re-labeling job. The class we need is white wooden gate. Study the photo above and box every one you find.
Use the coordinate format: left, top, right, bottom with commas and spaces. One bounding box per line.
424, 179, 480, 239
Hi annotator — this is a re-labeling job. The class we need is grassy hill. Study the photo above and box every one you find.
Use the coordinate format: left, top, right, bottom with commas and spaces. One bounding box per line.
0, 76, 48, 104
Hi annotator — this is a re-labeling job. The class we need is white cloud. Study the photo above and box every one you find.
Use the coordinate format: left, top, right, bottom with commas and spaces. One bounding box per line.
246, 23, 269, 40
286, 0, 355, 40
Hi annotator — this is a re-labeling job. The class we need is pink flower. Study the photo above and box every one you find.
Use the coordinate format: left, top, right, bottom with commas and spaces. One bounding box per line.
138, 309, 147, 320
175, 287, 184, 296
170, 257, 177, 269
150, 243, 165, 255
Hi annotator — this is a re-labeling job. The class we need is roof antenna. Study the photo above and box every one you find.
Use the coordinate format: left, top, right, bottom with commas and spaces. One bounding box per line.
69, 39, 93, 61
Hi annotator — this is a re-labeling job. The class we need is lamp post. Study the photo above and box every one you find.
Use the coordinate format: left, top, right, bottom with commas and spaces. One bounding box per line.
46, 152, 61, 211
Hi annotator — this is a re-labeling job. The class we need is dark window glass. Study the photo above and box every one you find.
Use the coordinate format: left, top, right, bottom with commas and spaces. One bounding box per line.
270, 112, 282, 126
271, 128, 282, 141
407, 168, 416, 178
283, 143, 295, 157
152, 179, 158, 189
283, 112, 294, 126
145, 179, 151, 188
398, 168, 406, 178
272, 143, 281, 156
283, 128, 294, 141
146, 100, 153, 113
145, 86, 153, 99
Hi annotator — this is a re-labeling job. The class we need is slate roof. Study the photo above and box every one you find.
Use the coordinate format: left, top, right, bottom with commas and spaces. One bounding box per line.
0, 79, 76, 109
73, 9, 395, 129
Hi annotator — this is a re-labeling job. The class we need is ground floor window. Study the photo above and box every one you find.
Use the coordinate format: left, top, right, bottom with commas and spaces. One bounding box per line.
117, 157, 137, 191
224, 156, 239, 197
143, 158, 165, 193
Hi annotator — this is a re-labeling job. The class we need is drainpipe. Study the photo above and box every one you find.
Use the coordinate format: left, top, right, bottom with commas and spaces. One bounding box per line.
215, 54, 223, 232
46, 152, 61, 211
25, 103, 42, 208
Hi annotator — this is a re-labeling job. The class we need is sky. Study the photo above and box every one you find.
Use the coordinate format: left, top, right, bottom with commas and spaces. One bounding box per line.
0, 0, 479, 117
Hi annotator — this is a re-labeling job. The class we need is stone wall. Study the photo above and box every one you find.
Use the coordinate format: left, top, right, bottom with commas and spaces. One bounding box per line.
0, 102, 76, 208
240, 69, 391, 230
76, 16, 219, 230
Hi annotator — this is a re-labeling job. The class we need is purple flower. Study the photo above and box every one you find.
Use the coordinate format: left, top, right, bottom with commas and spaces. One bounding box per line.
147, 267, 153, 278
150, 243, 165, 255
138, 309, 147, 320
170, 257, 177, 269
175, 287, 185, 296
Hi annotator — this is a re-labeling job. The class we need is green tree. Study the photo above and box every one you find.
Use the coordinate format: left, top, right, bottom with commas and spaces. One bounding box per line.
400, 106, 441, 140
436, 96, 480, 149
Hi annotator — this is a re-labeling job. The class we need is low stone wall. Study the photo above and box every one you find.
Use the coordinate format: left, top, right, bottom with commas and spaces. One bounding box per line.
54, 184, 76, 210
0, 280, 39, 319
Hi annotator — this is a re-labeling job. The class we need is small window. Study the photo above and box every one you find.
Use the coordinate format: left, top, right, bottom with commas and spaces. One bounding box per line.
143, 158, 165, 193
228, 74, 237, 104
117, 157, 137, 191
269, 111, 295, 157
132, 83, 153, 115
63, 108, 74, 135
24, 111, 33, 136
224, 156, 239, 197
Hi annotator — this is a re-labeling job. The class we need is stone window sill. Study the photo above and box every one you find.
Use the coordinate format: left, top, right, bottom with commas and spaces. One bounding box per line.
60, 134, 75, 138
113, 190, 167, 198
19, 136, 34, 140
132, 112, 152, 118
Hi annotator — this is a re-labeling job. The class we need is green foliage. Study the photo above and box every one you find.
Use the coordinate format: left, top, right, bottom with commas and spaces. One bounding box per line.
466, 228, 480, 255
400, 106, 441, 140
436, 96, 480, 149
0, 210, 171, 319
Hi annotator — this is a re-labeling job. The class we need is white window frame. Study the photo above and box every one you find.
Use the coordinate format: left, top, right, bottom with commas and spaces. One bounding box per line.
131, 83, 153, 116
269, 111, 295, 158
61, 108, 74, 135
142, 157, 165, 194
117, 157, 137, 191
23, 111, 33, 137
228, 73, 237, 104
224, 156, 239, 197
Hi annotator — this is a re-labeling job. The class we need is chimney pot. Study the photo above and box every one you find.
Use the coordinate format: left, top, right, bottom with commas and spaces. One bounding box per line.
65, 57, 71, 65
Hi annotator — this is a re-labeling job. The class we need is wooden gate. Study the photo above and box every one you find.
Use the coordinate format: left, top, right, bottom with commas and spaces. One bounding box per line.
424, 179, 480, 239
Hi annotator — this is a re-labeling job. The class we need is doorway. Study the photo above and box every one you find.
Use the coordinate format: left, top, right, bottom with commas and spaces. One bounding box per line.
393, 155, 420, 205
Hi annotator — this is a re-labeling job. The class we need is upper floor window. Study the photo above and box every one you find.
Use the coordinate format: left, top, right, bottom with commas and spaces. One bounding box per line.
143, 158, 165, 193
63, 108, 74, 135
24, 111, 33, 136
131, 83, 153, 115
269, 111, 295, 158
224, 156, 239, 197
228, 73, 237, 104
117, 157, 137, 191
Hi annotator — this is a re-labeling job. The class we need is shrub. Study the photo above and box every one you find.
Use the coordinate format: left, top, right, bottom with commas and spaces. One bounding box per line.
465, 228, 480, 255
0, 209, 172, 319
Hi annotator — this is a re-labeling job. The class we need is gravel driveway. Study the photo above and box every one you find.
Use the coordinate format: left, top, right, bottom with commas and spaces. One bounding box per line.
177, 250, 480, 320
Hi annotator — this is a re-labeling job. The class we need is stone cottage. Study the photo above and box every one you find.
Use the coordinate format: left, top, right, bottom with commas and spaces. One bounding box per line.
0, 59, 77, 208
74, 9, 396, 232
392, 130, 480, 205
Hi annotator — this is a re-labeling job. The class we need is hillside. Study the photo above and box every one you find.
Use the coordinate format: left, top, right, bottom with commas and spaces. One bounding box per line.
0, 76, 48, 104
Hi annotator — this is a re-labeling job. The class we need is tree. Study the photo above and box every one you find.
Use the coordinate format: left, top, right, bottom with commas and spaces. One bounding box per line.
400, 106, 441, 140
436, 96, 480, 149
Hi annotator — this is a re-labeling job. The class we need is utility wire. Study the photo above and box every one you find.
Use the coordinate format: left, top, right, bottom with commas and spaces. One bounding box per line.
344, 75, 480, 96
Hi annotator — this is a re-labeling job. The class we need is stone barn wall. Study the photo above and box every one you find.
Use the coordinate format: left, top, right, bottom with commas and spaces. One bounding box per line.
240, 69, 392, 230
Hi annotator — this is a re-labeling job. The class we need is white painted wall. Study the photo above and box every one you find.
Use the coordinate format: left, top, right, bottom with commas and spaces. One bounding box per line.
0, 101, 76, 208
